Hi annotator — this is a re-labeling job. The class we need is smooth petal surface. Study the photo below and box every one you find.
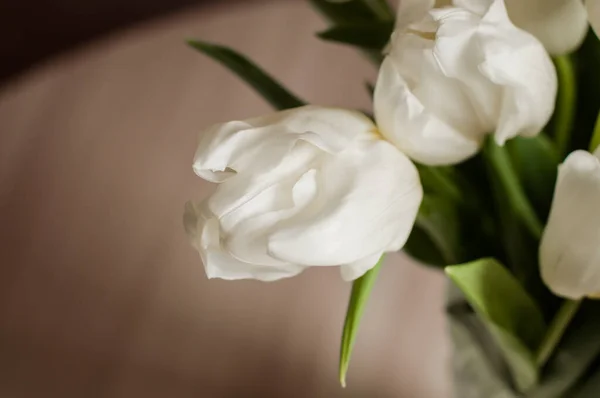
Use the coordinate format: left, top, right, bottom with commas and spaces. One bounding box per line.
374, 55, 481, 165
540, 150, 600, 299
588, 0, 600, 39
267, 138, 422, 270
184, 201, 306, 281
504, 0, 588, 55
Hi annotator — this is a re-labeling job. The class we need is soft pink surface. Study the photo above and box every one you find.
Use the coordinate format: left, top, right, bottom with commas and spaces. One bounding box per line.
0, 1, 450, 397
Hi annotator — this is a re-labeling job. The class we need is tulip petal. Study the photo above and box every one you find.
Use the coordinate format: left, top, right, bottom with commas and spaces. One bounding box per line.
476, 0, 557, 145
433, 0, 557, 146
457, 0, 588, 55
195, 106, 377, 230
505, 0, 588, 55
223, 169, 319, 266
396, 0, 436, 31
184, 201, 305, 281
374, 55, 481, 165
432, 6, 502, 129
267, 138, 422, 268
540, 150, 600, 299
193, 105, 376, 182
340, 252, 384, 281
453, 0, 493, 15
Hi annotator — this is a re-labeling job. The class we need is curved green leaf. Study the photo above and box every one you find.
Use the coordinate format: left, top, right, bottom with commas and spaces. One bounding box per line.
414, 195, 460, 265
187, 40, 304, 111
317, 22, 393, 50
446, 259, 547, 392
339, 256, 383, 387
309, 0, 390, 24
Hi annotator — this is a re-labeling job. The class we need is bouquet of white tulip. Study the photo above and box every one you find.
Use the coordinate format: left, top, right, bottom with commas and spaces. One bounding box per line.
184, 0, 600, 396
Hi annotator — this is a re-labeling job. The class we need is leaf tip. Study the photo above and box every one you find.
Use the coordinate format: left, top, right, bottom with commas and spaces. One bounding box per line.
339, 364, 347, 388
444, 265, 456, 277
315, 29, 330, 40
186, 39, 209, 51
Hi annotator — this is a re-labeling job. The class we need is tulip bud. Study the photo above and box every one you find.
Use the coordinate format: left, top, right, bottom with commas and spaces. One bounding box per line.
375, 0, 557, 166
540, 148, 600, 299
184, 106, 423, 281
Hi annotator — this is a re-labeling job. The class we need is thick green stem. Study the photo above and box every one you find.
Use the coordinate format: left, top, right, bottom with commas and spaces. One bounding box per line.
536, 300, 582, 368
483, 139, 543, 239
553, 55, 577, 157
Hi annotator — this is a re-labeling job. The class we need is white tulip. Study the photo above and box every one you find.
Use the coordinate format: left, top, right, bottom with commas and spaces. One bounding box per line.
540, 148, 600, 299
376, 0, 557, 166
184, 106, 423, 282
502, 0, 588, 55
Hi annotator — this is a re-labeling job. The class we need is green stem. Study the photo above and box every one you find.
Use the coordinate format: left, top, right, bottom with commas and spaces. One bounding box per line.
483, 139, 543, 239
536, 299, 582, 368
553, 55, 577, 157
590, 111, 600, 153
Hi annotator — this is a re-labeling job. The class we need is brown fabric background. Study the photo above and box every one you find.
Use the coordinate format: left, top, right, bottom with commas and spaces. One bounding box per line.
0, 0, 241, 82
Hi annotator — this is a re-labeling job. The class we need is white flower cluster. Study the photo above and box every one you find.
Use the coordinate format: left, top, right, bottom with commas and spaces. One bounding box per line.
185, 0, 600, 297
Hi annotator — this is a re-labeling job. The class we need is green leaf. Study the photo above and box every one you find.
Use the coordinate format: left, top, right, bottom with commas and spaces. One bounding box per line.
403, 224, 446, 267
416, 164, 463, 203
414, 163, 498, 266
339, 256, 383, 387
506, 135, 559, 223
530, 301, 600, 398
317, 22, 393, 50
403, 166, 464, 267
446, 259, 547, 392
309, 0, 386, 25
483, 138, 543, 240
414, 195, 460, 265
187, 40, 304, 111
485, 143, 557, 316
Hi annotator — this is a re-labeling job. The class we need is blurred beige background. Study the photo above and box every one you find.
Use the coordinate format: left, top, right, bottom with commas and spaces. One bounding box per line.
0, 1, 450, 396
